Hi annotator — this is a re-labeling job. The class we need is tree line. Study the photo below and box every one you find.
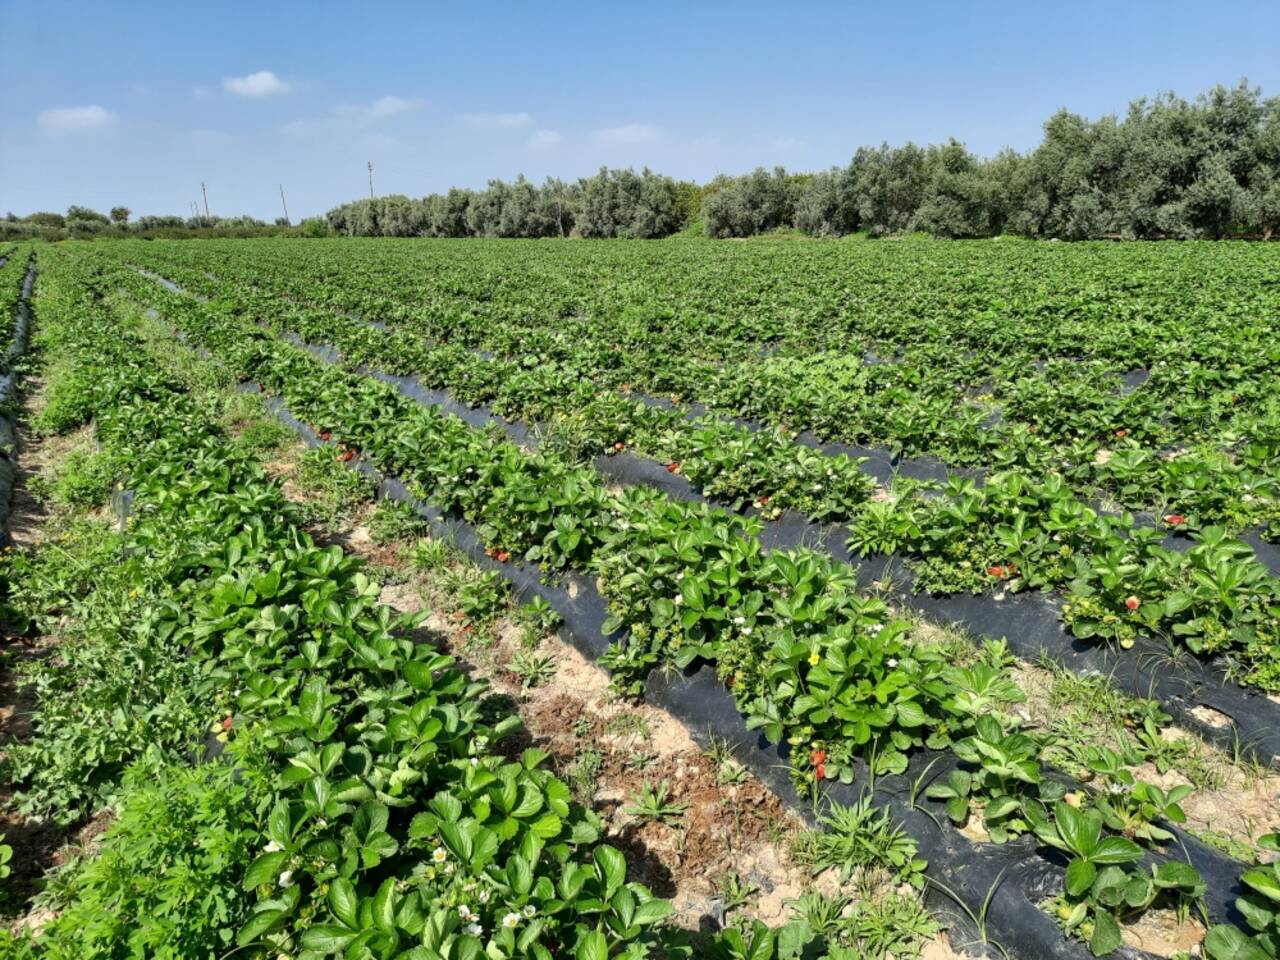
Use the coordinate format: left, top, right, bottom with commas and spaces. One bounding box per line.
6, 80, 1277, 242
327, 80, 1280, 240
0, 206, 321, 241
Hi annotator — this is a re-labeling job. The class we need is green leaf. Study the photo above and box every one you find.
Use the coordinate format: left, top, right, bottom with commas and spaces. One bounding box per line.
372, 876, 397, 933
632, 899, 674, 926
402, 660, 435, 691
236, 908, 286, 946
329, 877, 359, 927
1203, 924, 1271, 960
1088, 912, 1122, 957
576, 930, 608, 960
1065, 857, 1096, 897
1090, 836, 1143, 865
1241, 866, 1280, 903
894, 700, 927, 727
595, 844, 627, 897
1153, 860, 1201, 890
301, 924, 359, 952
747, 924, 777, 960
242, 851, 288, 890
984, 795, 1019, 820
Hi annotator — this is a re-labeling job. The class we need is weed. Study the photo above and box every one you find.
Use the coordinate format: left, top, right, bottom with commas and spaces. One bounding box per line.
606, 712, 652, 742
624, 780, 688, 827
564, 749, 603, 804
717, 872, 758, 913
705, 737, 749, 785
509, 650, 557, 690
368, 499, 429, 545
792, 796, 927, 891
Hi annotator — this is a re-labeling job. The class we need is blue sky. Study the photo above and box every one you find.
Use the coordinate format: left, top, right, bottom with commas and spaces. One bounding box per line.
2, 0, 1279, 221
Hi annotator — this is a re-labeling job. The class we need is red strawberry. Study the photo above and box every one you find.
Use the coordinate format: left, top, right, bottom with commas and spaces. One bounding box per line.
614, 441, 625, 452
1115, 428, 1129, 438
667, 462, 680, 474
815, 763, 826, 780
496, 550, 510, 563
1125, 596, 1140, 611
987, 565, 1004, 578
319, 430, 332, 442
1165, 513, 1185, 526
341, 450, 355, 462
221, 715, 233, 731
758, 496, 770, 506
811, 748, 826, 766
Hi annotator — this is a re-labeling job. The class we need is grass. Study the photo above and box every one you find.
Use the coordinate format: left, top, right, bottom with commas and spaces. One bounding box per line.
1035, 657, 1226, 791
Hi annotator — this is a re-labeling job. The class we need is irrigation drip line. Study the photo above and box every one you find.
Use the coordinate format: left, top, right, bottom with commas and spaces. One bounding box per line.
246, 384, 1242, 960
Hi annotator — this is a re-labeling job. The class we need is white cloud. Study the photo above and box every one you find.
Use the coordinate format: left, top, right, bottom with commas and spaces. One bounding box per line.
333, 95, 418, 124
37, 105, 116, 135
528, 129, 563, 150
774, 136, 798, 150
462, 111, 533, 130
222, 70, 289, 97
595, 122, 660, 145
284, 95, 419, 138
369, 95, 414, 119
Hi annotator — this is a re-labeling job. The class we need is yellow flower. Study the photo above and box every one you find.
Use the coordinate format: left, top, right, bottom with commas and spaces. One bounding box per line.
807, 651, 820, 667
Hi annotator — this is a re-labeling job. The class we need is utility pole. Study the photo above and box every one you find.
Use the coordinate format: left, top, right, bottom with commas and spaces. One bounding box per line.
279, 184, 291, 225
201, 182, 210, 218
367, 161, 374, 200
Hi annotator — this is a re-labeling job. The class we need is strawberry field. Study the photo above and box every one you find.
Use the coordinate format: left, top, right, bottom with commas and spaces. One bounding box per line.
3, 238, 1280, 960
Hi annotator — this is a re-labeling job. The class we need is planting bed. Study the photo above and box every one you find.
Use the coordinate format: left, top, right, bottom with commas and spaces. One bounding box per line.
101, 243, 1280, 766
3, 239, 1280, 960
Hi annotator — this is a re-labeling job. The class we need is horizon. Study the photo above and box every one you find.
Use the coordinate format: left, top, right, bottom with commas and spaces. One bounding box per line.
3, 0, 1280, 221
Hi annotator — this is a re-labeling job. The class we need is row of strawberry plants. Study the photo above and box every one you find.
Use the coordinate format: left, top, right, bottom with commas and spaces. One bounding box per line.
99, 249, 1258, 957
5, 252, 679, 960
849, 474, 1280, 691
105, 253, 877, 522
0, 247, 30, 369
106, 239, 1280, 538
106, 253, 1280, 695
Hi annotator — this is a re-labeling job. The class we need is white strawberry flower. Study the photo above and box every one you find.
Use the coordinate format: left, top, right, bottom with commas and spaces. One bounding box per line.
502, 912, 520, 929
